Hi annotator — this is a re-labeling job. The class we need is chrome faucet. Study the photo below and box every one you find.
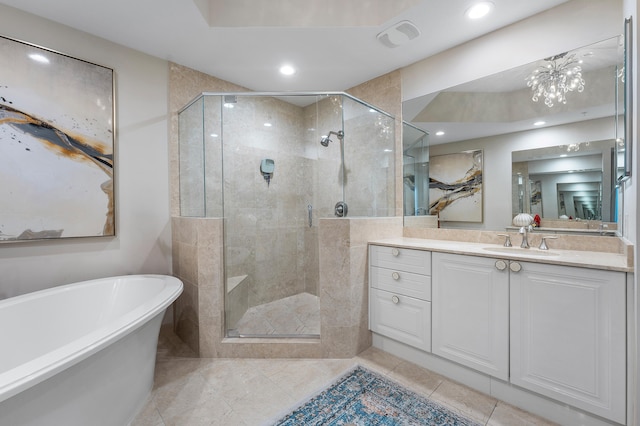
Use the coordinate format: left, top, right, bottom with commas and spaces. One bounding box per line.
519, 226, 530, 248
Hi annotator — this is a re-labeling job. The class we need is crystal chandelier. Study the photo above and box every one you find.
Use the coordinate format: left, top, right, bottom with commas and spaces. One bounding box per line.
526, 53, 585, 107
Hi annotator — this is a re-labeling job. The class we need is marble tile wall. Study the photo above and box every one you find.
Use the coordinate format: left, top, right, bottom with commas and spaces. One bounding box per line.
320, 217, 403, 357
171, 216, 224, 356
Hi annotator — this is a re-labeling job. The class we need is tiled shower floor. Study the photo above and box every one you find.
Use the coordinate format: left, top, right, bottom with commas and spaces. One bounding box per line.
230, 292, 320, 337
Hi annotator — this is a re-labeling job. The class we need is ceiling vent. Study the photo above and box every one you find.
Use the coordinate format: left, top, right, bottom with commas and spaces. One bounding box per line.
377, 20, 420, 48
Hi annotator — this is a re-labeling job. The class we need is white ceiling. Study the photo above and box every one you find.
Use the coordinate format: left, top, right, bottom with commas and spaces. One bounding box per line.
0, 0, 569, 95
405, 36, 624, 145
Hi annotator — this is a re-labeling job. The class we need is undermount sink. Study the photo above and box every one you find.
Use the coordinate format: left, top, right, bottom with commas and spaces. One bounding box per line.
482, 246, 560, 257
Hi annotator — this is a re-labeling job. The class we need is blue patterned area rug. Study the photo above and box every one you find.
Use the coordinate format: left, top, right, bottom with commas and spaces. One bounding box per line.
272, 366, 481, 425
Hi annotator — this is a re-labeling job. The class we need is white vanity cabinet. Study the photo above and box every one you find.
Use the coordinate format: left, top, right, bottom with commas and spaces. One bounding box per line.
369, 241, 630, 425
510, 261, 627, 424
431, 252, 509, 380
369, 245, 431, 351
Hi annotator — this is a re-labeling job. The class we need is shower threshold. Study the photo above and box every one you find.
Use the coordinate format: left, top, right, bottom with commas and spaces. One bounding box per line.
227, 329, 320, 339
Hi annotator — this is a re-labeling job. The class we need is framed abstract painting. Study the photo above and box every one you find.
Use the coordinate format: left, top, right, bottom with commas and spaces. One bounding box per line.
429, 149, 483, 222
0, 35, 114, 242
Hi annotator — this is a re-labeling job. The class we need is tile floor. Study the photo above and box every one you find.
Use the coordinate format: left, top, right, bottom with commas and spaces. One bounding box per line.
131, 328, 558, 426
231, 293, 320, 337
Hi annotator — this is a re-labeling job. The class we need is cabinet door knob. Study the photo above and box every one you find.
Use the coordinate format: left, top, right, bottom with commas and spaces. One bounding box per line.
392, 272, 400, 280
509, 261, 522, 273
391, 248, 400, 257
495, 260, 507, 271
392, 295, 400, 304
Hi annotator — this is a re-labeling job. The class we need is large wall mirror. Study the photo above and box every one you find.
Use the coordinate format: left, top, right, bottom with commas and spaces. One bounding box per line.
403, 34, 625, 235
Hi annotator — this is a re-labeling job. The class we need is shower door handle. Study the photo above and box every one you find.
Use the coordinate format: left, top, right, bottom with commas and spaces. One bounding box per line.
308, 204, 313, 228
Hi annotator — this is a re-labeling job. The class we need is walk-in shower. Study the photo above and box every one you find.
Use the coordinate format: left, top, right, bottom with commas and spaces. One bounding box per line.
178, 92, 395, 339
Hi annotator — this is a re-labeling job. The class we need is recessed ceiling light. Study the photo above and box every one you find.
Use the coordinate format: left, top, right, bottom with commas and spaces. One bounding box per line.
264, 122, 272, 127
534, 121, 546, 126
279, 64, 296, 76
28, 53, 49, 64
465, 2, 494, 20
435, 131, 445, 136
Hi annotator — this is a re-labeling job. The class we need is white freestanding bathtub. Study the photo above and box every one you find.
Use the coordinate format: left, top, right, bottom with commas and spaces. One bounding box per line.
0, 274, 183, 426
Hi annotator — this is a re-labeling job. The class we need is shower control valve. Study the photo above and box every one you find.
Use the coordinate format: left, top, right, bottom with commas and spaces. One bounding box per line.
334, 201, 348, 217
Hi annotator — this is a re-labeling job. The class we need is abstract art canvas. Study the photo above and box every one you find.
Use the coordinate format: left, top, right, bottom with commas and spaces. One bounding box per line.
0, 35, 114, 242
429, 150, 483, 222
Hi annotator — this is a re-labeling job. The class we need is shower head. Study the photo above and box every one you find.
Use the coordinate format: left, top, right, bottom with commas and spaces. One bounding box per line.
320, 130, 344, 147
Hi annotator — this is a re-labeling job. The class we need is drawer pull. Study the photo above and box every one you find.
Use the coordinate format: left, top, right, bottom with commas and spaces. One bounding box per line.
510, 261, 522, 273
392, 295, 400, 304
495, 260, 507, 271
391, 248, 400, 257
392, 272, 400, 280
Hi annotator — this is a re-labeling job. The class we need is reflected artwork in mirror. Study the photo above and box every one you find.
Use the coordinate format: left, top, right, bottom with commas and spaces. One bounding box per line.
403, 34, 625, 235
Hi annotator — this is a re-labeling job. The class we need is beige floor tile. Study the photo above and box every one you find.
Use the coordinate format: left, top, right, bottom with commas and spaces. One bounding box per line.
487, 401, 559, 426
153, 358, 207, 389
354, 345, 405, 373
386, 360, 445, 397
430, 379, 498, 424
130, 397, 164, 426
152, 374, 218, 420
265, 359, 350, 399
232, 383, 296, 425
161, 397, 234, 426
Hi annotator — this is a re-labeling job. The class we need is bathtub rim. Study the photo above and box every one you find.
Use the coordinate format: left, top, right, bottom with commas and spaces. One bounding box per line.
0, 274, 183, 404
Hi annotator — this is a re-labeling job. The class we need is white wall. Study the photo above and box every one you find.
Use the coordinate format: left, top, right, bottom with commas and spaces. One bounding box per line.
0, 5, 171, 298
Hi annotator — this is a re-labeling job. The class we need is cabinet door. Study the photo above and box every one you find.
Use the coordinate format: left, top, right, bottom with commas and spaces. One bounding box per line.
432, 253, 509, 380
510, 262, 626, 423
370, 288, 431, 351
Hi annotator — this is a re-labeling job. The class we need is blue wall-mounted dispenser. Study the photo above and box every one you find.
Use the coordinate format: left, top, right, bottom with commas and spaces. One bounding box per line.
260, 159, 275, 186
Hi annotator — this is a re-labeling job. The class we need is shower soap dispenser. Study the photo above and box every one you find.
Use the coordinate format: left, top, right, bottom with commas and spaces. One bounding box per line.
260, 159, 275, 186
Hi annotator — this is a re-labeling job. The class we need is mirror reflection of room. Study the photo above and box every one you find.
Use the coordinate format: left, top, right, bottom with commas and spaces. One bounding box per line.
403, 35, 624, 235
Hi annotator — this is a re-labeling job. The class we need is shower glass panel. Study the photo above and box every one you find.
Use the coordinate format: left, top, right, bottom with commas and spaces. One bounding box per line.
402, 122, 429, 216
178, 95, 223, 217
178, 92, 395, 338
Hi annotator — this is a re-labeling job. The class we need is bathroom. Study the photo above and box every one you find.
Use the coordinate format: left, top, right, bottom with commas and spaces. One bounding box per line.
0, 0, 638, 425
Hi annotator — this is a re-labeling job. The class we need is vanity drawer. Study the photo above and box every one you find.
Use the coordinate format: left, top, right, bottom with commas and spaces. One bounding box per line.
370, 288, 431, 352
369, 245, 431, 275
370, 266, 431, 301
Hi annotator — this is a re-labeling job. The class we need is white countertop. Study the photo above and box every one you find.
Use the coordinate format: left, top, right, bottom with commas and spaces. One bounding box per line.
369, 237, 632, 272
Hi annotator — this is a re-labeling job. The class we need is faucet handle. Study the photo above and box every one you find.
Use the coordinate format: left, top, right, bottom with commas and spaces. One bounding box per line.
539, 235, 558, 250
497, 233, 512, 247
